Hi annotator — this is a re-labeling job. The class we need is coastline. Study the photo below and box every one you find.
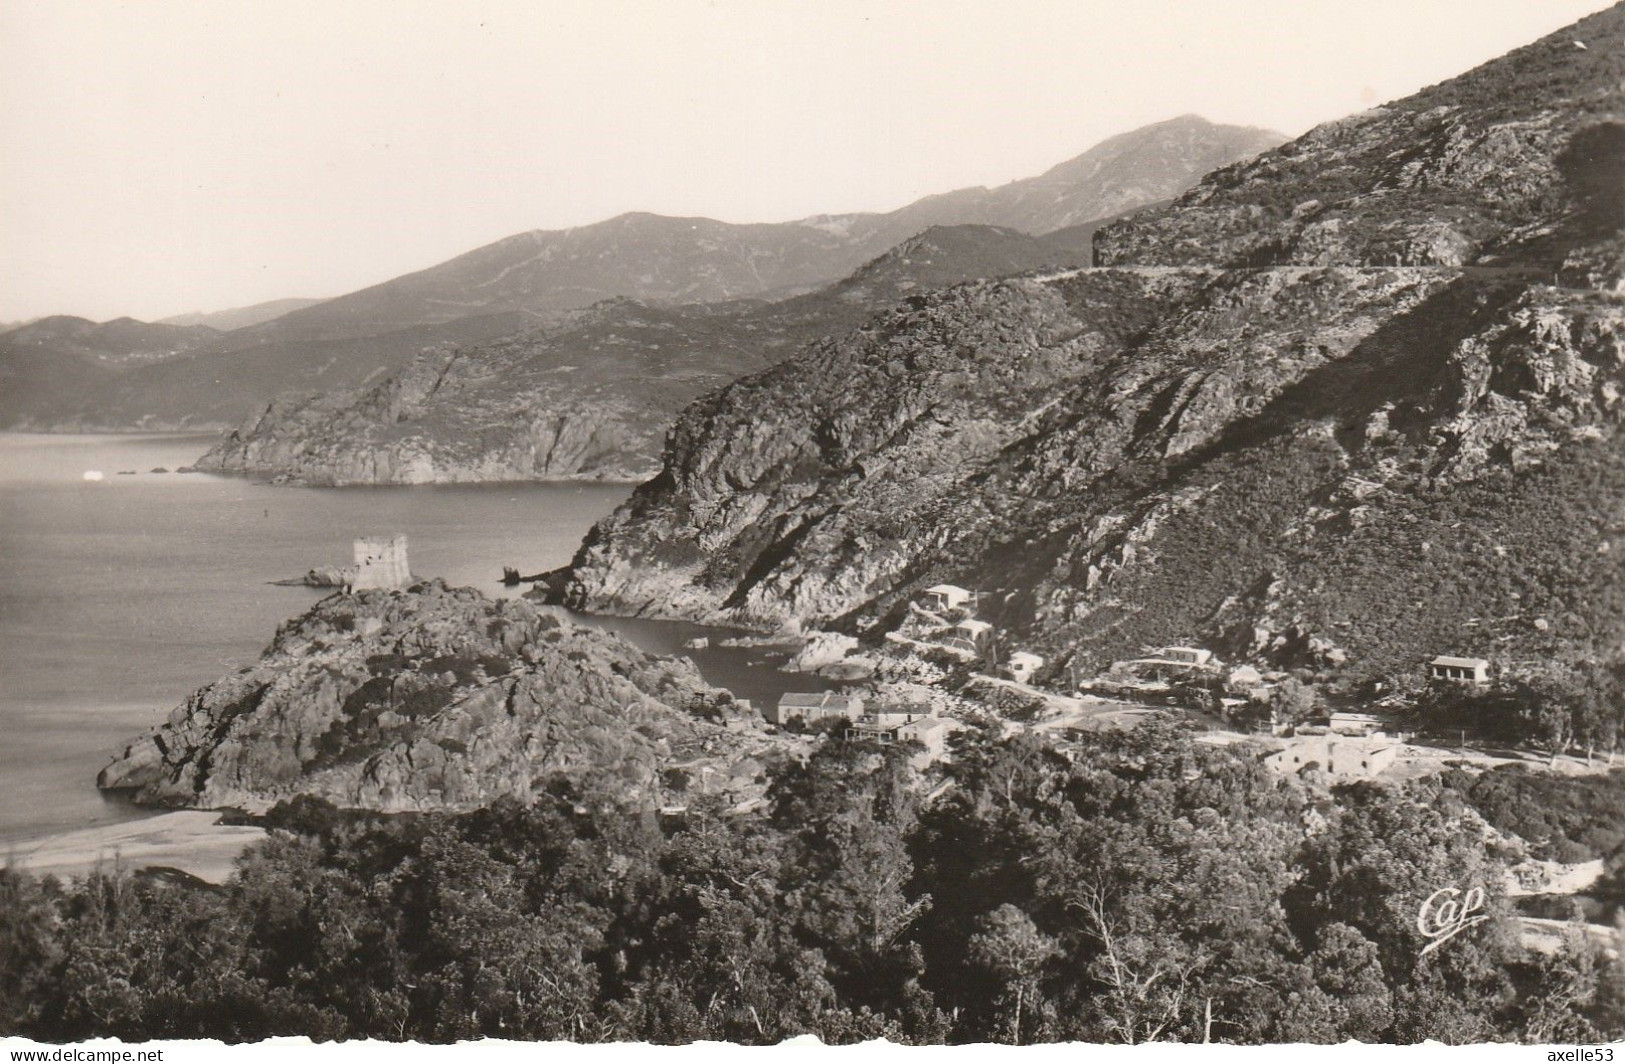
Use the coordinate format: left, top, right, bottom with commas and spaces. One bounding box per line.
2, 810, 267, 885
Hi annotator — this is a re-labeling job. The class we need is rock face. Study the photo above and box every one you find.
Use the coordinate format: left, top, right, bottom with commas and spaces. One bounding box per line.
195, 225, 1104, 484
558, 7, 1625, 681
98, 581, 774, 812
1095, 34, 1623, 270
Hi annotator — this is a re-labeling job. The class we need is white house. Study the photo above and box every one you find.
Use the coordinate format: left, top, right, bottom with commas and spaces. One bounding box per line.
1006, 651, 1045, 683
769, 691, 865, 726
923, 584, 973, 612
1428, 656, 1491, 685
845, 714, 950, 758
1329, 711, 1390, 737
1114, 645, 1218, 680
1266, 739, 1398, 779
955, 618, 994, 648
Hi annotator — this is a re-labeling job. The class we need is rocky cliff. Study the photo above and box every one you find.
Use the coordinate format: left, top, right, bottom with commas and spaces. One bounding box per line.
98, 581, 777, 812
196, 226, 1102, 483
557, 6, 1625, 681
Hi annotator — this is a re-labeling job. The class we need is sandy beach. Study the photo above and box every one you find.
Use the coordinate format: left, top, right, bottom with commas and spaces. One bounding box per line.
2, 810, 266, 884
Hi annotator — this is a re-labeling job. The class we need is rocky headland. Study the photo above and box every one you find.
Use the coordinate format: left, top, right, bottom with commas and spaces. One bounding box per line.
98, 581, 783, 813
191, 225, 1107, 484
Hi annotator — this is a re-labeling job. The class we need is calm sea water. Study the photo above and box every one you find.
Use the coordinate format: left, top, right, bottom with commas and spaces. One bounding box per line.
0, 434, 818, 844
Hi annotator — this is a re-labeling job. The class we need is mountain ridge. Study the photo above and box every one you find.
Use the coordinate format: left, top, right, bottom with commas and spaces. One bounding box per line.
195, 223, 1103, 483
553, 4, 1625, 683
228, 116, 1283, 346
0, 116, 1282, 434
158, 297, 327, 332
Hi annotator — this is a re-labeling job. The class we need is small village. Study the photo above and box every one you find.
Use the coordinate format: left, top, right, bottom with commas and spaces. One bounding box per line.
335, 538, 1608, 793
757, 578, 1602, 790
753, 583, 1624, 959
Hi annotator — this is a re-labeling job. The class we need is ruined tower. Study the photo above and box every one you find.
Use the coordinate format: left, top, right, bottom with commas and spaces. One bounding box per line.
350, 534, 410, 590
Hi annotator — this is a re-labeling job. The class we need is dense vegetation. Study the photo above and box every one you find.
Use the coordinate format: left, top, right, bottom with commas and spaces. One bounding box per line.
1441, 763, 1625, 865
1417, 663, 1625, 761
4, 725, 1619, 1044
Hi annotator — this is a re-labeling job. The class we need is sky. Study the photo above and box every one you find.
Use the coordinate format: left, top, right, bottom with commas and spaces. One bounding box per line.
0, 0, 1613, 323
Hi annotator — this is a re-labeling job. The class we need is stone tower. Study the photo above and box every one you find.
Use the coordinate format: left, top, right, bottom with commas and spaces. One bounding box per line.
351, 534, 410, 590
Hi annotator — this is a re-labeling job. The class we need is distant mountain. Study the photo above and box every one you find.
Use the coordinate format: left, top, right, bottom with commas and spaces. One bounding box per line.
197, 224, 1098, 483
847, 114, 1281, 240
555, 4, 1625, 683
2, 115, 1279, 434
0, 312, 529, 433
158, 297, 327, 332
1, 315, 218, 365
820, 222, 1110, 306
229, 117, 1280, 347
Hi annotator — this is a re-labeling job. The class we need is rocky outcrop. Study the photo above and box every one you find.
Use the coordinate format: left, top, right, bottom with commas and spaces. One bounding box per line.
204, 380, 660, 484
194, 226, 1104, 485
782, 631, 860, 673
274, 565, 357, 588
1095, 10, 1625, 269
99, 581, 777, 812
556, 7, 1625, 681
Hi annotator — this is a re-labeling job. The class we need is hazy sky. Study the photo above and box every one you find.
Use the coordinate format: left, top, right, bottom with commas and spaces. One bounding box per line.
0, 0, 1611, 322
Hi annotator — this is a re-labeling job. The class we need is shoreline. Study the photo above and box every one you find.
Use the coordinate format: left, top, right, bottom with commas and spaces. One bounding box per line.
1, 809, 267, 885
0, 428, 227, 440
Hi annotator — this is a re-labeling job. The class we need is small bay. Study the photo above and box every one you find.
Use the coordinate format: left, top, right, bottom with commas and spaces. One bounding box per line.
0, 433, 819, 845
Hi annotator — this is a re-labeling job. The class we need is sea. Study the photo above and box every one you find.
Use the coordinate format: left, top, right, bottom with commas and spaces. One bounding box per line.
0, 433, 820, 845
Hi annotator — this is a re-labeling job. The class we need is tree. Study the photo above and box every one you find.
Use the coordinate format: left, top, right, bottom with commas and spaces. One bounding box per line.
0, 869, 61, 1035
1297, 922, 1394, 1043
1267, 677, 1319, 728
769, 742, 935, 1021
967, 904, 1058, 1044
1514, 938, 1603, 1045
1513, 666, 1585, 765
1071, 882, 1199, 1044
1571, 662, 1625, 764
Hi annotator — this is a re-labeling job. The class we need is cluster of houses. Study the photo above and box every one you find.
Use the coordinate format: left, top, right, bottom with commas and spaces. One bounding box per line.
766, 690, 950, 760
760, 575, 1501, 782
921, 584, 1046, 683
1258, 655, 1493, 781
